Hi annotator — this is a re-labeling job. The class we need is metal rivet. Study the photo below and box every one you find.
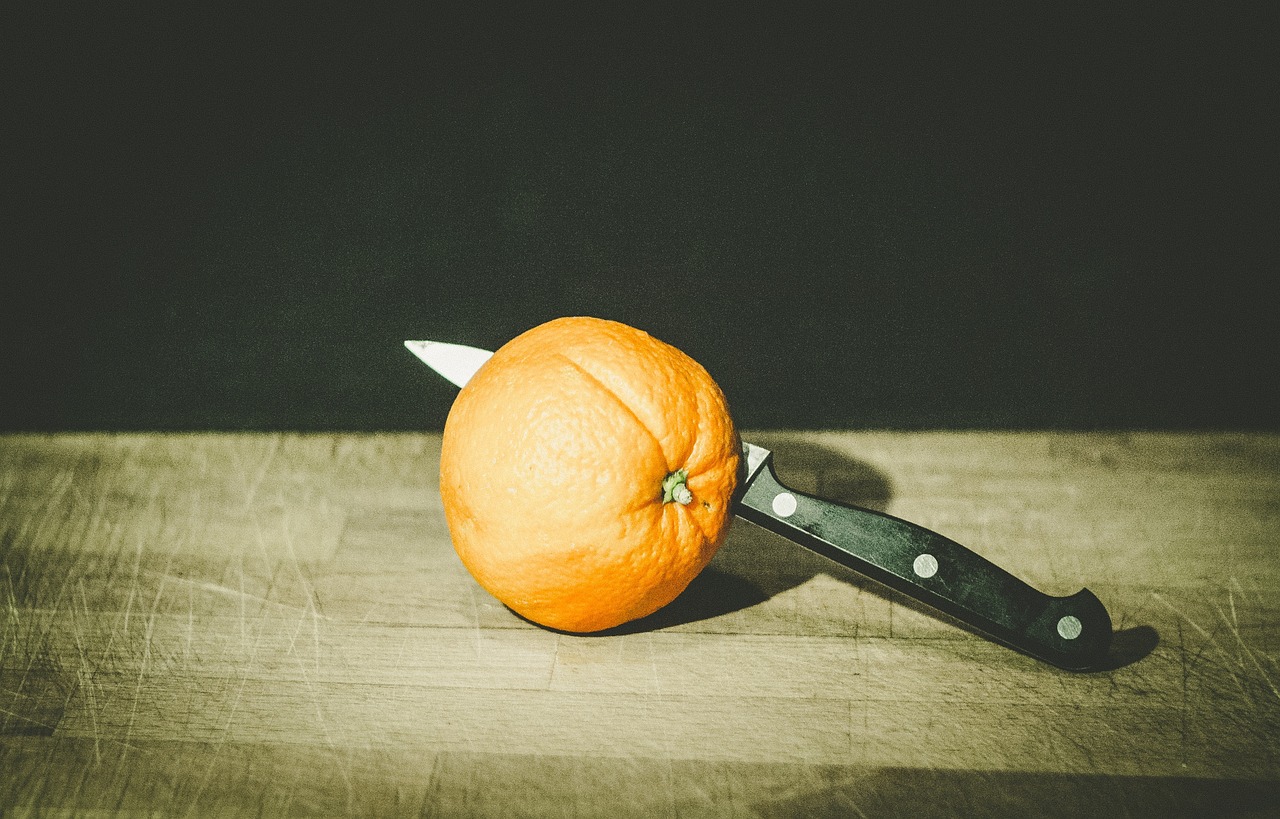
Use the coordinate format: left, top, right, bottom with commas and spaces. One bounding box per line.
772, 492, 797, 518
913, 553, 938, 578
1057, 615, 1083, 640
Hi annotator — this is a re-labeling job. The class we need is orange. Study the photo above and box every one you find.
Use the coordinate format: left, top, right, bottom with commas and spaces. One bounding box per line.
438, 316, 742, 632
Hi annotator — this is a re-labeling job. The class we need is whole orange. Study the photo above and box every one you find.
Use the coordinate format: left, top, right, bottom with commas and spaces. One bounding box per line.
438, 316, 742, 632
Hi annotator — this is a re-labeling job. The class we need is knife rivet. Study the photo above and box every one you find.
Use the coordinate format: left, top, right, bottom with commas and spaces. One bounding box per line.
772, 492, 798, 518
913, 554, 938, 578
1057, 615, 1083, 640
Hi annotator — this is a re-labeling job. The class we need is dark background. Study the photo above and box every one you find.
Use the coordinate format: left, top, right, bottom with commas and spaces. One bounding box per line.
4, 5, 1276, 431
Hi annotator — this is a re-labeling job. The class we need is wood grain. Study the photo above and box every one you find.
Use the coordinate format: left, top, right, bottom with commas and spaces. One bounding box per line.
2, 431, 1278, 816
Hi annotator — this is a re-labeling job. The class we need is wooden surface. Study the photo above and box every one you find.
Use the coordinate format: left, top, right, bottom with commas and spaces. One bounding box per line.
2, 431, 1278, 816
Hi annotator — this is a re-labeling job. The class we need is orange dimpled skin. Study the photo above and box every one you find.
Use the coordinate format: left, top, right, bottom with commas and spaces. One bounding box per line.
438, 316, 742, 632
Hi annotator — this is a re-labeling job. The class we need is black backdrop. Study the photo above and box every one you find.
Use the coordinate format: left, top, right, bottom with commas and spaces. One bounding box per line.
4, 5, 1276, 431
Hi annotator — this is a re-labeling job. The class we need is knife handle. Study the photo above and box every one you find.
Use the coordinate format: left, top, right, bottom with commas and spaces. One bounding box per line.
735, 453, 1112, 671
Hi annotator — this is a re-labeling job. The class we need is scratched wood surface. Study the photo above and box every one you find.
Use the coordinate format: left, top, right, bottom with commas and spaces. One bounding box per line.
1, 431, 1277, 817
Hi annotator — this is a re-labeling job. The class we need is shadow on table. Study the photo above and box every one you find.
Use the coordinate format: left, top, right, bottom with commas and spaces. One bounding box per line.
753, 767, 1280, 818
600, 435, 1158, 671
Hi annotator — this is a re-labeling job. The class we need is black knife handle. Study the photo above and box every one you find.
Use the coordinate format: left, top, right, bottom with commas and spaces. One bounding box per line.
735, 453, 1112, 671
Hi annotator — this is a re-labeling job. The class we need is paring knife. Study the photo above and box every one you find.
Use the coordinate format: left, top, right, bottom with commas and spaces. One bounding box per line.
405, 339, 1113, 671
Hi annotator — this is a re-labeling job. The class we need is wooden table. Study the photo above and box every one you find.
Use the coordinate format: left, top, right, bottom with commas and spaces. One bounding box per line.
2, 431, 1277, 816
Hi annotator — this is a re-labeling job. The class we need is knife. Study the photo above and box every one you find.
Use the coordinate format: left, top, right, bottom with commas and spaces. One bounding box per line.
405, 339, 1113, 671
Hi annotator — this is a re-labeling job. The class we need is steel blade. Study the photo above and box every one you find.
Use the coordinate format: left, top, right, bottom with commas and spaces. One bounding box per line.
404, 340, 493, 388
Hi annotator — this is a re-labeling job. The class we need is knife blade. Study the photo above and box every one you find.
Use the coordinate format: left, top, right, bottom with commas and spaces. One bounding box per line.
405, 339, 1113, 671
